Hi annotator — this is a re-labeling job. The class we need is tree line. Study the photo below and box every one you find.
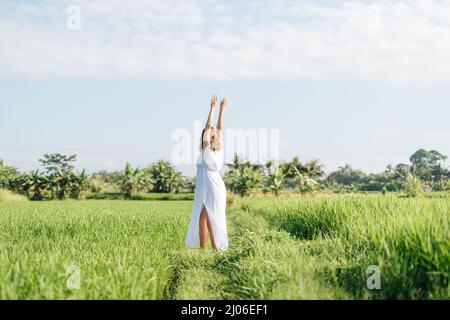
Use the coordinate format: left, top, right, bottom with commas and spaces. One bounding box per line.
0, 148, 449, 200
0, 154, 189, 200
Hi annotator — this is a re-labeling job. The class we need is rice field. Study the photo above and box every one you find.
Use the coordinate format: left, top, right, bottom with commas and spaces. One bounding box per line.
0, 201, 190, 299
0, 194, 449, 300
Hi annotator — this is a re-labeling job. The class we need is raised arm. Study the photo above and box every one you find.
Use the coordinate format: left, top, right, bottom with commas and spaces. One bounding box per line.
216, 97, 229, 131
205, 95, 217, 130
202, 95, 217, 149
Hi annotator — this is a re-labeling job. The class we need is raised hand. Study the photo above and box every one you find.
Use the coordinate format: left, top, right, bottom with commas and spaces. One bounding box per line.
211, 95, 218, 109
220, 98, 229, 109
205, 95, 217, 129
216, 98, 229, 131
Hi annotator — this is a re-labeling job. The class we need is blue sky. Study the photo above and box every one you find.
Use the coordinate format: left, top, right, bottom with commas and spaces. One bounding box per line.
1, 0, 450, 175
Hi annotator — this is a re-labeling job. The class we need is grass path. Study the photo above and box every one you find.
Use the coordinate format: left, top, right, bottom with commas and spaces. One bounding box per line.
168, 203, 339, 300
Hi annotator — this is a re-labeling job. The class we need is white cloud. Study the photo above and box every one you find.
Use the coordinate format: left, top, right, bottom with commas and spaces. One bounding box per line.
1, 0, 450, 86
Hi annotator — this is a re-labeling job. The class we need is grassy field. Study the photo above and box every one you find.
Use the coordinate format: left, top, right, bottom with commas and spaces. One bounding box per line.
85, 192, 194, 201
0, 194, 449, 300
0, 201, 190, 299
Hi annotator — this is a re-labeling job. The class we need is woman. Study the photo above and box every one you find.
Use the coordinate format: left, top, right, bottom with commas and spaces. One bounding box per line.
185, 95, 230, 251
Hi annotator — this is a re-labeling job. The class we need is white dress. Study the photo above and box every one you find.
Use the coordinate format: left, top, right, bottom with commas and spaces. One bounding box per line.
185, 134, 229, 251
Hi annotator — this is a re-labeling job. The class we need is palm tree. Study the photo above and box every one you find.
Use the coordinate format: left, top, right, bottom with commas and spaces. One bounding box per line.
121, 163, 137, 199
29, 170, 47, 200
225, 166, 263, 196
148, 161, 181, 193
304, 159, 325, 180
54, 170, 72, 200
9, 174, 32, 197
293, 167, 318, 194
69, 170, 89, 199
46, 173, 58, 200
120, 163, 148, 199
0, 159, 18, 189
266, 168, 285, 196
39, 153, 77, 200
280, 156, 303, 178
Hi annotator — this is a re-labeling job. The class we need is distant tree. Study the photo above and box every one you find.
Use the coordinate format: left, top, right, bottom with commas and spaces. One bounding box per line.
182, 176, 196, 193
404, 174, 423, 197
28, 170, 47, 200
430, 179, 450, 192
410, 149, 448, 185
225, 161, 263, 196
69, 170, 89, 199
293, 166, 319, 194
280, 156, 302, 179
227, 154, 264, 174
0, 159, 18, 189
235, 167, 263, 196
386, 163, 411, 181
39, 154, 76, 174
91, 171, 123, 191
89, 176, 106, 195
55, 173, 72, 200
266, 167, 285, 196
46, 174, 58, 200
9, 174, 32, 197
148, 161, 182, 193
39, 154, 77, 199
281, 157, 325, 181
120, 163, 148, 199
327, 164, 367, 186
225, 155, 265, 196
304, 159, 325, 180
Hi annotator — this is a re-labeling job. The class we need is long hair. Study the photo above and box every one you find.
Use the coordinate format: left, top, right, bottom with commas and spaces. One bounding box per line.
200, 127, 222, 151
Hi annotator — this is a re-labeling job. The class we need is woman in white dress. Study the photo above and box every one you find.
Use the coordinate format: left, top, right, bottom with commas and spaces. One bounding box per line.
185, 95, 230, 251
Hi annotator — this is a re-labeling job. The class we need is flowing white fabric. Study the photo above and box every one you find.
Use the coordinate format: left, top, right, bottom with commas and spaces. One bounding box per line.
185, 133, 228, 251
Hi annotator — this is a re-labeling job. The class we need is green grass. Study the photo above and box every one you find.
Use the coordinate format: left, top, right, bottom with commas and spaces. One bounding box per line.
239, 195, 450, 299
0, 194, 448, 300
0, 189, 28, 203
0, 201, 191, 299
85, 192, 194, 201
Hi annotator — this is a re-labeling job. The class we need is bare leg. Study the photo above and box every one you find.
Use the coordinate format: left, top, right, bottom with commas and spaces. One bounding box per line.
199, 207, 209, 249
199, 206, 219, 251
206, 213, 218, 251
